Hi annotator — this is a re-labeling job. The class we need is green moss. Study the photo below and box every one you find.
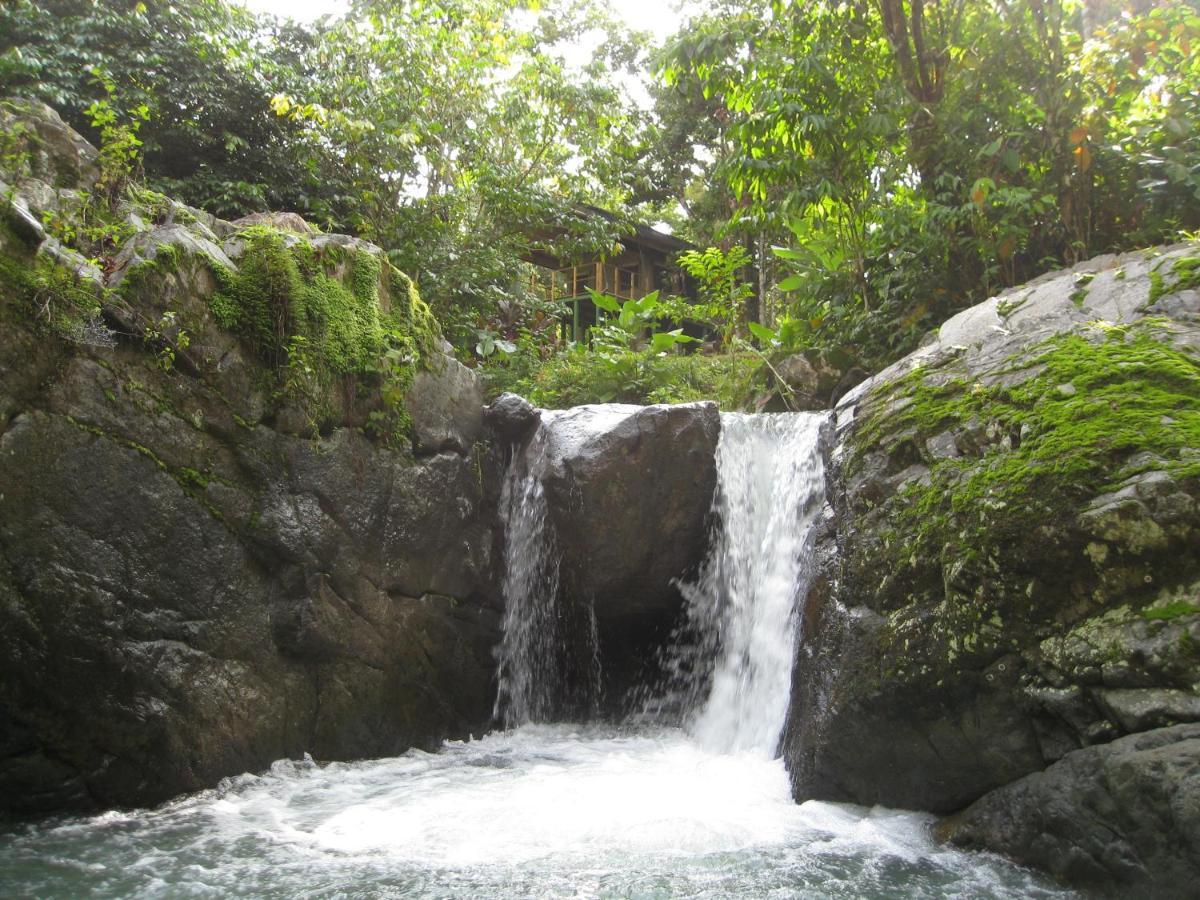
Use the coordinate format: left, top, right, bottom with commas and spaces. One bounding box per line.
1142, 601, 1200, 622
153, 241, 183, 271
0, 232, 103, 341
115, 241, 189, 303
206, 227, 442, 442
386, 265, 442, 369
1149, 269, 1166, 305
1070, 272, 1094, 308
1173, 256, 1200, 294
1148, 255, 1200, 305
996, 294, 1029, 319
209, 228, 304, 363
295, 253, 384, 374
210, 228, 424, 375
177, 467, 211, 491
854, 324, 1200, 565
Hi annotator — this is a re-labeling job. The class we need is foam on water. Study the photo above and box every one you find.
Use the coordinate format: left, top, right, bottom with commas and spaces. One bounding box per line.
0, 726, 1073, 899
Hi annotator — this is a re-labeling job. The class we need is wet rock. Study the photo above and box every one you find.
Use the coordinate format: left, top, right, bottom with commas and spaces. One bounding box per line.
1037, 596, 1200, 695
1096, 689, 1200, 733
520, 402, 719, 706
0, 388, 501, 815
936, 724, 1200, 897
538, 402, 719, 625
485, 392, 541, 443
0, 105, 502, 815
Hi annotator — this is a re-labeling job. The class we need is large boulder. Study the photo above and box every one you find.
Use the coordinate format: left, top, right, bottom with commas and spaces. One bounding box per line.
936, 724, 1200, 897
405, 354, 484, 455
783, 242, 1200, 891
504, 402, 720, 710
0, 97, 98, 191
539, 402, 719, 622
0, 104, 502, 815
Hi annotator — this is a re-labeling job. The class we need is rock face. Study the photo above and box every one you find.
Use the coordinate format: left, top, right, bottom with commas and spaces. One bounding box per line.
484, 391, 540, 442
507, 402, 720, 711
783, 242, 1200, 892
0, 99, 499, 814
770, 348, 867, 410
405, 354, 484, 455
539, 403, 720, 624
936, 724, 1200, 897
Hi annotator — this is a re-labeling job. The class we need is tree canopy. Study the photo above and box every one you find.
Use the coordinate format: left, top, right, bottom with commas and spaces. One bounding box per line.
3, 0, 1198, 384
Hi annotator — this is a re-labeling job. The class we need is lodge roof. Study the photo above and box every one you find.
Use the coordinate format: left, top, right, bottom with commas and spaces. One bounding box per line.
523, 204, 693, 270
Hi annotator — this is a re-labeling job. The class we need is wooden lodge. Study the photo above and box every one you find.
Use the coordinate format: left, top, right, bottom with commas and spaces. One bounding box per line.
522, 206, 696, 342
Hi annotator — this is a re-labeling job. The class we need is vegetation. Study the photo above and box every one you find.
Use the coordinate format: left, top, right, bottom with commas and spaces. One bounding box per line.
655, 0, 1200, 368
0, 229, 104, 343
493, 343, 764, 409
3, 0, 1199, 406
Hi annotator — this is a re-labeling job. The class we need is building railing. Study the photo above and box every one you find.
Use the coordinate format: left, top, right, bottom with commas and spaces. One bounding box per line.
527, 263, 642, 341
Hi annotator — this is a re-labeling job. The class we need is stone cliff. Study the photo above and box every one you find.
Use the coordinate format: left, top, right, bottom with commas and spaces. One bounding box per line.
0, 99, 499, 813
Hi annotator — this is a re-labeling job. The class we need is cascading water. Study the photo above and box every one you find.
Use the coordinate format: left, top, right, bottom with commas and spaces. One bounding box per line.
684, 412, 828, 755
1, 407, 1073, 899
494, 406, 623, 726
492, 422, 560, 726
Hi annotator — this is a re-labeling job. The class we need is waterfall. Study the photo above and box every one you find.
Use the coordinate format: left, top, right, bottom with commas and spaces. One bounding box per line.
493, 423, 561, 726
676, 412, 829, 755
494, 407, 632, 726
13, 406, 1064, 898
497, 406, 828, 751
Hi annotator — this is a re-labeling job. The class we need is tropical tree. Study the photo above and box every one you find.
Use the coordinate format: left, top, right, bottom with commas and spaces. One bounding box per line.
270, 0, 649, 344
0, 0, 337, 219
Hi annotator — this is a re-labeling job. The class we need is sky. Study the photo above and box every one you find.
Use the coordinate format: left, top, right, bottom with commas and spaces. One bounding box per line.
238, 0, 686, 40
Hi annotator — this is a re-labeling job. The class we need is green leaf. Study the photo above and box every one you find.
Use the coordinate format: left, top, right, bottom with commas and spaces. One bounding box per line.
748, 321, 778, 344
777, 274, 806, 291
649, 329, 698, 353
587, 289, 622, 313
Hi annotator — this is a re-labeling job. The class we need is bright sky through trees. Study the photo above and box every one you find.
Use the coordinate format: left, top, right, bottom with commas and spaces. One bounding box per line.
238, 0, 685, 38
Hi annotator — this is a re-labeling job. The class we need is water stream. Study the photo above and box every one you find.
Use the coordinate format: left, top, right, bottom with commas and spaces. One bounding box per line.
678, 412, 828, 755
493, 420, 561, 727
0, 409, 1074, 898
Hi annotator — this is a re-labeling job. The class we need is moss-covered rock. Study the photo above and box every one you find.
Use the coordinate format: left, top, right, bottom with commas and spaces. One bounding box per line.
0, 99, 499, 815
783, 242, 1200, 876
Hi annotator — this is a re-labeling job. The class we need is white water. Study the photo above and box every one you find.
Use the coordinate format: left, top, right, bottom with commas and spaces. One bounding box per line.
494, 406, 645, 725
685, 412, 828, 754
0, 725, 1071, 899
0, 408, 1074, 898
493, 422, 561, 726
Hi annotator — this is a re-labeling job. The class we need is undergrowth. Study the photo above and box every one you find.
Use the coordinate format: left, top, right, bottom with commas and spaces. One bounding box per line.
0, 220, 104, 341
489, 346, 764, 409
